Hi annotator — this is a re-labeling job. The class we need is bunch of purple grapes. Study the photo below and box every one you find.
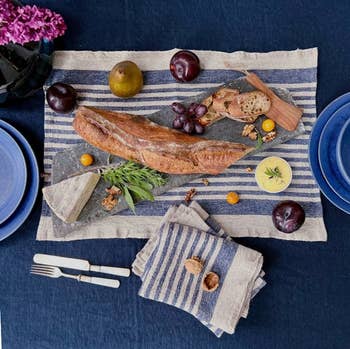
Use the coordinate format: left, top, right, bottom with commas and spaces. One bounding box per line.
171, 102, 208, 134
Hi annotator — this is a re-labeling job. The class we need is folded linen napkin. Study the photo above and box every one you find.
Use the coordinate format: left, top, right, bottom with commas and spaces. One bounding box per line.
133, 202, 265, 337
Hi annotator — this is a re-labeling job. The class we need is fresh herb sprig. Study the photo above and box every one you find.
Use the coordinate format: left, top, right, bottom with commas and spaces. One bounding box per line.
264, 166, 282, 180
101, 161, 167, 213
256, 130, 263, 149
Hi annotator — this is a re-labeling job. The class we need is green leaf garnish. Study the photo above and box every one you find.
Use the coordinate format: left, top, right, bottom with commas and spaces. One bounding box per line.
127, 184, 155, 201
123, 186, 135, 213
138, 182, 153, 191
256, 131, 263, 149
101, 161, 167, 213
264, 166, 282, 180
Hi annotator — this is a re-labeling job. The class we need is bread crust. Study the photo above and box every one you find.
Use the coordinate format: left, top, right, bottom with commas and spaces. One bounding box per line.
73, 106, 253, 175
198, 88, 271, 125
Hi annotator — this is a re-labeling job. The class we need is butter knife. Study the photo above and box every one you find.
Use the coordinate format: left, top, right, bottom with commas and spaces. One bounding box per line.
33, 254, 130, 277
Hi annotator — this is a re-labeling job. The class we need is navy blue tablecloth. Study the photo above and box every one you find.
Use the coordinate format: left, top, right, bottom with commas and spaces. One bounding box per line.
1, 1, 350, 348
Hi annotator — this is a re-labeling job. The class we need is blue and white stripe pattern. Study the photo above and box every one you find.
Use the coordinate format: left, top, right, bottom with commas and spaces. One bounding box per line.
135, 202, 264, 337
37, 48, 327, 241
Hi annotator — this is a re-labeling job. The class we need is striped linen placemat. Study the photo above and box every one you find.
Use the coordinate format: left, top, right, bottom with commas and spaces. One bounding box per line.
37, 48, 327, 241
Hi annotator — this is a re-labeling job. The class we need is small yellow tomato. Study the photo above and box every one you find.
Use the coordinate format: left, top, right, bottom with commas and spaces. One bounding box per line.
226, 191, 240, 205
80, 153, 94, 167
262, 119, 276, 132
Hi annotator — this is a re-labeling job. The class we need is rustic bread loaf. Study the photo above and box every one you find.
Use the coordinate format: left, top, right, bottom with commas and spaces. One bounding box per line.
73, 106, 253, 175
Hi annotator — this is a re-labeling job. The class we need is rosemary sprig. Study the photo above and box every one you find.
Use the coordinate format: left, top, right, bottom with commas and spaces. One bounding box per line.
264, 166, 282, 180
101, 161, 167, 213
256, 130, 263, 149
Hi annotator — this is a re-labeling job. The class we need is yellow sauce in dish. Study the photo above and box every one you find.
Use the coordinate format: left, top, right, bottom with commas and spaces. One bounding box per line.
255, 156, 292, 193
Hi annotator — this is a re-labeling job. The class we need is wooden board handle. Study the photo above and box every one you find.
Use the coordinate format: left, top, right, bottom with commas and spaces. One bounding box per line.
245, 72, 303, 131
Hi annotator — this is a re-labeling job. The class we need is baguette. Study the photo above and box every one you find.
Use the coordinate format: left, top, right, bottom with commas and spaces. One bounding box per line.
73, 106, 253, 175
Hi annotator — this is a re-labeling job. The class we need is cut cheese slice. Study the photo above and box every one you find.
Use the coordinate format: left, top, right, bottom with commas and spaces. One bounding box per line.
43, 172, 100, 223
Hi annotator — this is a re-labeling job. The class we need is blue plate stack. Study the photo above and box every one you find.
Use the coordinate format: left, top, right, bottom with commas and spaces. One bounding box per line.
0, 120, 39, 241
309, 93, 350, 213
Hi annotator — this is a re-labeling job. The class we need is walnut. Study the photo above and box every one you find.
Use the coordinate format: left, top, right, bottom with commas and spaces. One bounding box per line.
245, 167, 253, 173
184, 256, 203, 275
262, 131, 277, 143
185, 188, 197, 203
202, 178, 209, 186
105, 185, 122, 196
101, 194, 118, 211
202, 272, 220, 292
248, 131, 258, 140
242, 124, 255, 137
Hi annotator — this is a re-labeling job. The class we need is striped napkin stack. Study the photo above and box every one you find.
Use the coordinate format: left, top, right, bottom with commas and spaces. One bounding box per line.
132, 202, 265, 337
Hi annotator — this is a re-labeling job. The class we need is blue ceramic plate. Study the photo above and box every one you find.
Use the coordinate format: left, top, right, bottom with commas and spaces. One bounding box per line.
0, 120, 39, 241
318, 103, 350, 204
309, 92, 350, 214
0, 127, 27, 224
336, 117, 350, 186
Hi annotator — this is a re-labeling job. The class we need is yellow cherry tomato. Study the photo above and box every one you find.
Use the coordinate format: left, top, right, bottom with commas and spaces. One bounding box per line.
226, 191, 240, 205
80, 153, 94, 167
262, 118, 276, 132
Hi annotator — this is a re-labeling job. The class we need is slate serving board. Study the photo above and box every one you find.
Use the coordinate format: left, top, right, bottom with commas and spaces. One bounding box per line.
51, 77, 305, 237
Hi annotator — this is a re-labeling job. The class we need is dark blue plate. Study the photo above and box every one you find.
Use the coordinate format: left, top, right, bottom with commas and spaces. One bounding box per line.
336, 117, 350, 186
0, 120, 39, 241
309, 92, 350, 214
0, 127, 27, 224
318, 103, 350, 204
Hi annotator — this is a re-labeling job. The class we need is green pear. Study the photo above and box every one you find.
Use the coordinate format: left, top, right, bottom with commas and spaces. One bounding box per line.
109, 61, 143, 98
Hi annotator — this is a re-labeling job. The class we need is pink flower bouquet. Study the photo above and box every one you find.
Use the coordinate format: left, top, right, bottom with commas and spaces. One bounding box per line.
0, 0, 67, 46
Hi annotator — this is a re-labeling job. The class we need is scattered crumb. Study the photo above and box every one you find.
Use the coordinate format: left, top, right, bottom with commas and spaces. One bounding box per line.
185, 188, 197, 203
40, 172, 51, 179
202, 178, 209, 186
245, 167, 253, 173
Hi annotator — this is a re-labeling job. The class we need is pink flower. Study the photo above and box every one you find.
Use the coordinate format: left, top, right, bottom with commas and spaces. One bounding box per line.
0, 0, 67, 45
0, 0, 16, 20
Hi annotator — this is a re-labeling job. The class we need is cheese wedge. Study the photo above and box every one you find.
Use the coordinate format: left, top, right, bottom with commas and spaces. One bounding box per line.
43, 172, 100, 223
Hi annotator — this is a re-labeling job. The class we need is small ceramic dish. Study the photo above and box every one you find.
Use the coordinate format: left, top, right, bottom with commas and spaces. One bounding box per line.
255, 156, 292, 193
